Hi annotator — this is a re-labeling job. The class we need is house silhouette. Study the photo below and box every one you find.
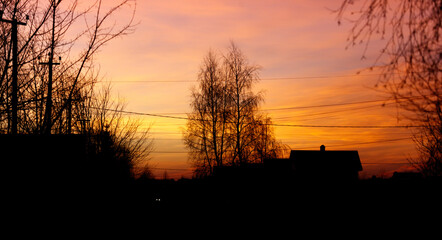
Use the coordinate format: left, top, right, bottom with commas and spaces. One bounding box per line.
213, 145, 362, 184
265, 145, 362, 182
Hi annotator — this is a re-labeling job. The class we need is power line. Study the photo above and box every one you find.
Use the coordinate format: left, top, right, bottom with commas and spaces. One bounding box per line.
263, 99, 387, 111
150, 162, 411, 173
272, 104, 385, 120
122, 100, 390, 121
271, 123, 419, 129
152, 151, 187, 154
333, 137, 412, 146
149, 137, 413, 172
361, 162, 410, 165
117, 101, 385, 117
98, 72, 389, 84
114, 96, 422, 117
150, 161, 411, 172
135, 99, 390, 118
291, 137, 411, 149
151, 167, 191, 171
140, 97, 412, 122
113, 109, 188, 120
262, 96, 423, 111
151, 138, 411, 154
95, 107, 423, 129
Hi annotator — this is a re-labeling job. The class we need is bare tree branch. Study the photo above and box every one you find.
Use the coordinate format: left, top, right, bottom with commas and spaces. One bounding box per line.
336, 0, 442, 176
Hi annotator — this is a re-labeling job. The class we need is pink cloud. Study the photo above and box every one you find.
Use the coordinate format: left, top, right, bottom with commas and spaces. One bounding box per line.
92, 0, 419, 179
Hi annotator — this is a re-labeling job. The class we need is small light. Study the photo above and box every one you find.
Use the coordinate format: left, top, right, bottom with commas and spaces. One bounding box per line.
155, 198, 161, 202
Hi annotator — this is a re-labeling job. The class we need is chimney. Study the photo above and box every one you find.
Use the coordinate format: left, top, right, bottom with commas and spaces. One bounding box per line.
320, 145, 325, 151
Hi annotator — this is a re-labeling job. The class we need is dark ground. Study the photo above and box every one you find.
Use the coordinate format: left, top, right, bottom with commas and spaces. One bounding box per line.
4, 176, 440, 235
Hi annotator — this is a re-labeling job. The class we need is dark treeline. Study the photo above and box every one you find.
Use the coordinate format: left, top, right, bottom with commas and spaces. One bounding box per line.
0, 0, 152, 181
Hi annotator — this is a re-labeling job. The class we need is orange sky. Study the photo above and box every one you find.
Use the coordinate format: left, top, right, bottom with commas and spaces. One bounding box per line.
93, 0, 418, 179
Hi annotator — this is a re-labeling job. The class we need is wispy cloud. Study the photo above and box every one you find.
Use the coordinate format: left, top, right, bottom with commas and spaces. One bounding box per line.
94, 0, 416, 178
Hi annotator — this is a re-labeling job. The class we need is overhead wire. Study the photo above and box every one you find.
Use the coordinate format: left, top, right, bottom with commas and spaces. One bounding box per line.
150, 137, 412, 154
111, 96, 423, 118
290, 137, 411, 149
98, 72, 390, 83
272, 104, 385, 121
150, 161, 411, 174
93, 106, 422, 129
262, 98, 391, 111
262, 95, 423, 112
150, 161, 412, 172
99, 73, 420, 172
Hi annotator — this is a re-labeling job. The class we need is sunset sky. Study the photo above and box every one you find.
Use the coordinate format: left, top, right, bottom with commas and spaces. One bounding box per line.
93, 0, 418, 179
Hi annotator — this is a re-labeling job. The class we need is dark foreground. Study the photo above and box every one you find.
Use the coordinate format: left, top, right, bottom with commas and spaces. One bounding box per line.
11, 176, 439, 215
4, 177, 441, 236
135, 177, 441, 213
3, 135, 439, 223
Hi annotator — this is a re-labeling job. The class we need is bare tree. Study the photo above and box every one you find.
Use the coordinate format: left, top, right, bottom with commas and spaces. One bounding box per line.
410, 116, 442, 177
184, 43, 285, 177
0, 1, 152, 180
249, 114, 289, 164
335, 0, 441, 176
184, 50, 230, 177
82, 84, 153, 182
223, 42, 263, 166
0, 0, 136, 134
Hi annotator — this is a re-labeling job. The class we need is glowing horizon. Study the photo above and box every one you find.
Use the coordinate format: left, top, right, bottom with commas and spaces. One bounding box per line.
94, 0, 418, 179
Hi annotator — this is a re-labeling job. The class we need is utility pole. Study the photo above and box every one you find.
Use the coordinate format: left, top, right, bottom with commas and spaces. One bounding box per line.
0, 10, 28, 135
40, 3, 59, 135
39, 53, 60, 135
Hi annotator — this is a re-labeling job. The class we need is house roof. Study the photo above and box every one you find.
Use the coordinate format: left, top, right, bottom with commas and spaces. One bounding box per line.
289, 149, 363, 172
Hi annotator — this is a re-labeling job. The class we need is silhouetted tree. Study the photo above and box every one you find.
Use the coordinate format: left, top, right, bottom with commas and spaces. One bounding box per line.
250, 114, 289, 163
184, 43, 286, 177
0, 0, 136, 134
0, 1, 153, 180
184, 50, 230, 176
82, 84, 153, 182
336, 0, 441, 177
224, 42, 263, 166
410, 118, 442, 177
